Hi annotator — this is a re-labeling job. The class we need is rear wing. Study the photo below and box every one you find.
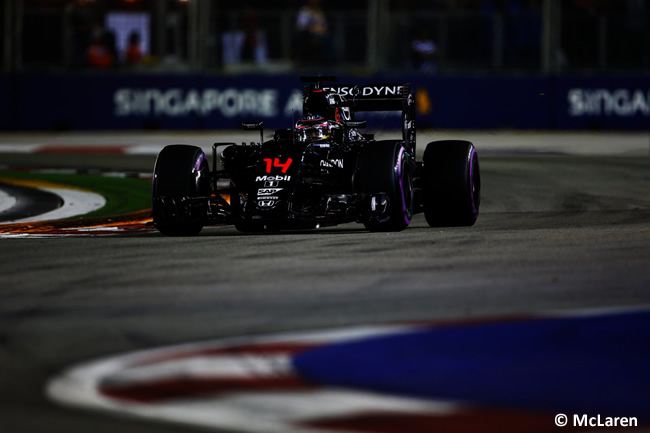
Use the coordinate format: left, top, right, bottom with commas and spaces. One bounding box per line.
321, 84, 410, 111
303, 79, 416, 154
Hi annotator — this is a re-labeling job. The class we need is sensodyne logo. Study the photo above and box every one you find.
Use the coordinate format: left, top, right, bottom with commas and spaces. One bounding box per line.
322, 85, 403, 97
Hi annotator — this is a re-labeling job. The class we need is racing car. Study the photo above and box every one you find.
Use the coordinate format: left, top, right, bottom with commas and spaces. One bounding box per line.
151, 76, 480, 235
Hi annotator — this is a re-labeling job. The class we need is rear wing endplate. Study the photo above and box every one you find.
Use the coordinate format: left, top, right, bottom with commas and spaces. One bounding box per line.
322, 83, 416, 153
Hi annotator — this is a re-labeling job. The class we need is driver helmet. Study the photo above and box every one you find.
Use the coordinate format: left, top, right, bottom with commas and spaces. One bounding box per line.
295, 115, 334, 142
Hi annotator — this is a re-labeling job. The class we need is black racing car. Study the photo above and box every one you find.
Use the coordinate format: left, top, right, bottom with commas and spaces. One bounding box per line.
151, 76, 480, 235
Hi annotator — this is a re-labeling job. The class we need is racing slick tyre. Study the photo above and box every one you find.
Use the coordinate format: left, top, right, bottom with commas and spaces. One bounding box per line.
423, 140, 480, 227
152, 144, 210, 236
355, 140, 415, 232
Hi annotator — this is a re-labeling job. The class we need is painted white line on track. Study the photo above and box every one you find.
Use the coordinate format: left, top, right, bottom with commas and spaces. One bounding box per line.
0, 144, 43, 153
206, 390, 459, 421
2, 187, 106, 224
125, 144, 166, 155
105, 354, 295, 384
0, 189, 17, 214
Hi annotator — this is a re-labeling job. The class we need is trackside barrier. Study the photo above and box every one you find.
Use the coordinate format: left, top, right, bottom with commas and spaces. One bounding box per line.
0, 73, 648, 131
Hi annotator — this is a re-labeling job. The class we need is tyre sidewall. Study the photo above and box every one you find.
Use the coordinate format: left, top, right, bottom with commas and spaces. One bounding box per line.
152, 145, 209, 235
355, 140, 414, 232
423, 140, 480, 227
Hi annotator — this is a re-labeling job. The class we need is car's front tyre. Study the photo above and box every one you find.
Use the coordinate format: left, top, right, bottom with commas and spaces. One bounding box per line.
152, 145, 210, 236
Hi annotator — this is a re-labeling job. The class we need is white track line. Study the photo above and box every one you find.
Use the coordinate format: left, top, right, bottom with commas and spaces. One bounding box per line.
0, 189, 17, 214
1, 187, 106, 224
0, 144, 43, 153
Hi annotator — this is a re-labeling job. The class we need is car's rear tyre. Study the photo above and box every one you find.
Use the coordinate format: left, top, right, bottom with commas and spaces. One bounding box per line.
423, 140, 480, 227
152, 144, 210, 236
355, 140, 414, 232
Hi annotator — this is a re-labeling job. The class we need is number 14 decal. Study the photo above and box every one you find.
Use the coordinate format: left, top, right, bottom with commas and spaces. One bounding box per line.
263, 157, 293, 174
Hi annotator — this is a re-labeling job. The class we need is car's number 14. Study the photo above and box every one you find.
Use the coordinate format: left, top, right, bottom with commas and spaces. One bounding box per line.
263, 157, 292, 174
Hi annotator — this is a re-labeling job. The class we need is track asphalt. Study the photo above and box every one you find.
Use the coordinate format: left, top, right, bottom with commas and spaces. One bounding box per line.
0, 130, 648, 433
